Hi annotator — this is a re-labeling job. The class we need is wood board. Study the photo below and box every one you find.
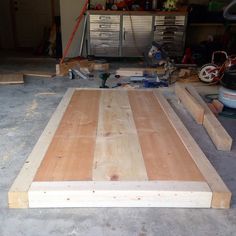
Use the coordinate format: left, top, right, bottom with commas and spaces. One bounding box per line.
0, 73, 24, 84
8, 88, 231, 209
186, 85, 232, 151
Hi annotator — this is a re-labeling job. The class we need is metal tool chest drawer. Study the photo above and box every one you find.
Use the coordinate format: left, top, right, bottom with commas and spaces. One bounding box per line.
90, 22, 120, 32
90, 31, 120, 41
90, 45, 119, 57
89, 13, 121, 57
87, 11, 187, 58
155, 15, 186, 26
90, 15, 120, 23
154, 14, 187, 58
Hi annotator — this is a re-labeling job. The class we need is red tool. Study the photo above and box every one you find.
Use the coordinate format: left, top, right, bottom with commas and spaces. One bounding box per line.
60, 0, 89, 64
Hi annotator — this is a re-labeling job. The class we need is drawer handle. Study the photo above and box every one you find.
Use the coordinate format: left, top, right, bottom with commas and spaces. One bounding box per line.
99, 33, 112, 37
163, 36, 174, 40
99, 24, 111, 28
163, 31, 174, 36
99, 16, 111, 20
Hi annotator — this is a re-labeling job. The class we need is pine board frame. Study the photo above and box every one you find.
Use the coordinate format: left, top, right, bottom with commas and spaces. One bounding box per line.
185, 85, 232, 151
8, 88, 231, 208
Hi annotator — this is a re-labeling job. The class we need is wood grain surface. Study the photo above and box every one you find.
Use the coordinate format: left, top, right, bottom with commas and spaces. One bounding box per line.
34, 90, 101, 181
93, 90, 148, 181
128, 90, 205, 181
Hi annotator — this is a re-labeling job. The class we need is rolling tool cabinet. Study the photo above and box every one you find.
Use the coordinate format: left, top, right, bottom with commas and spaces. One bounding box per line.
87, 10, 187, 58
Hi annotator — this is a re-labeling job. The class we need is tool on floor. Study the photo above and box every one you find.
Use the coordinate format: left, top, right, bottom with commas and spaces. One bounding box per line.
68, 69, 88, 80
99, 73, 110, 88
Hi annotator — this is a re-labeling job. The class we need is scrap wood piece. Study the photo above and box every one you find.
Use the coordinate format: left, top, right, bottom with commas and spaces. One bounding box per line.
175, 83, 205, 124
0, 73, 24, 84
56, 59, 108, 76
212, 99, 224, 113
28, 181, 212, 208
154, 90, 232, 209
8, 88, 75, 208
186, 85, 232, 151
23, 71, 55, 78
207, 103, 218, 115
116, 68, 144, 77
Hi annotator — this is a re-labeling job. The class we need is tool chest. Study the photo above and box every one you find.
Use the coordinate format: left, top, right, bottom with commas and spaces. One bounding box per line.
87, 11, 187, 58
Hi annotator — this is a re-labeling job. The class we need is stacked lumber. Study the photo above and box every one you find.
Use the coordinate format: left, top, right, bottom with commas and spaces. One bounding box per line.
56, 59, 109, 76
8, 89, 231, 209
175, 83, 232, 151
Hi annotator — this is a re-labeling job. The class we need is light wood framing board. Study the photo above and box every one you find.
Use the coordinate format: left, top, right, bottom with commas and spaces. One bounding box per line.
186, 85, 232, 151
8, 88, 231, 208
0, 73, 24, 84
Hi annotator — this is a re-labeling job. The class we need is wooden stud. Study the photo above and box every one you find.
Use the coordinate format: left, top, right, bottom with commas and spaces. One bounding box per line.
0, 73, 24, 84
212, 99, 224, 113
175, 83, 204, 124
28, 181, 212, 208
8, 88, 75, 208
186, 85, 232, 151
154, 90, 232, 208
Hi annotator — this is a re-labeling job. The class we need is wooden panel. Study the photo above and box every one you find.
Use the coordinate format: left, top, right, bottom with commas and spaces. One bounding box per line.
175, 83, 204, 124
0, 73, 24, 84
154, 90, 232, 208
186, 85, 232, 151
28, 181, 212, 208
34, 90, 101, 181
128, 90, 204, 181
8, 88, 75, 208
8, 88, 232, 209
93, 90, 148, 181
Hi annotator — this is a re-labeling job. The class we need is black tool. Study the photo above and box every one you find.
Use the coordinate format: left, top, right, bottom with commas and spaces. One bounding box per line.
99, 73, 110, 88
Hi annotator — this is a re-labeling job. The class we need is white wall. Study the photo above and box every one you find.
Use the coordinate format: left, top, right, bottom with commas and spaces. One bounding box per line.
60, 0, 87, 58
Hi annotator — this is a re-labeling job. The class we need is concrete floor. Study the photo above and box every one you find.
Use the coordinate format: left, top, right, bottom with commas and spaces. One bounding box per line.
0, 70, 236, 236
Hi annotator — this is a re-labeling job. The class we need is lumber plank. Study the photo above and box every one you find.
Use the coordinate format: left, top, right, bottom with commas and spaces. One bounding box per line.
116, 68, 144, 77
34, 90, 101, 181
28, 181, 212, 208
0, 73, 24, 84
93, 90, 148, 181
212, 99, 224, 113
154, 90, 232, 208
175, 83, 204, 124
8, 88, 75, 208
186, 85, 232, 151
128, 90, 205, 181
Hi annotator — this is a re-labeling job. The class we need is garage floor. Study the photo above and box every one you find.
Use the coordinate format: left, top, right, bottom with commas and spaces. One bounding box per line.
0, 62, 236, 235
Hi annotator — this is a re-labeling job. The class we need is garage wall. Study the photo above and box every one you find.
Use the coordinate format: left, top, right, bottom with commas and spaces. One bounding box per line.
0, 0, 14, 49
60, 0, 88, 58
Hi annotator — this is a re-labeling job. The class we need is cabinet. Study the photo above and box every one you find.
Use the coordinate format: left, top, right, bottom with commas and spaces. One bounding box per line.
122, 15, 153, 57
88, 14, 121, 57
87, 11, 187, 58
154, 14, 187, 57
